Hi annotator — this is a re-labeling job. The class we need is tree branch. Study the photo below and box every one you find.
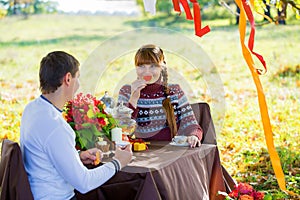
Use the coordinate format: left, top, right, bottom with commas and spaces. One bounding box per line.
286, 1, 300, 11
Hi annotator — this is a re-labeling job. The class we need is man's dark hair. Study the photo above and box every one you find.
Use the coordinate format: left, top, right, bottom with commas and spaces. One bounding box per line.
39, 51, 79, 94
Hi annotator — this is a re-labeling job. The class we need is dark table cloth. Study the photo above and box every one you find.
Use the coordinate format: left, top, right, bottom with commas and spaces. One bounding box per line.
76, 142, 226, 200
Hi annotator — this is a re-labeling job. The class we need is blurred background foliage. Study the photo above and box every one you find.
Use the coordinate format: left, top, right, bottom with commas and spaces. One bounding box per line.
0, 0, 299, 24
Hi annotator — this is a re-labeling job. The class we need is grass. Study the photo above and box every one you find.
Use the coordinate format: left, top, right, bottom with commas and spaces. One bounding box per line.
0, 13, 299, 199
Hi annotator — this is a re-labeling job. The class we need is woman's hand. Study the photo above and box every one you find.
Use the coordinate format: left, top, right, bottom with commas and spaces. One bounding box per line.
129, 79, 147, 108
79, 148, 103, 165
187, 135, 201, 148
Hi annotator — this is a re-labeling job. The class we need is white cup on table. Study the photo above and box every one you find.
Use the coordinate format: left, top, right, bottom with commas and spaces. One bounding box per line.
172, 135, 188, 144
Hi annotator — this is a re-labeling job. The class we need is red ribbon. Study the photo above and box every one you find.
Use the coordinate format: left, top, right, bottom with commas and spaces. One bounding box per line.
180, 0, 193, 20
172, 0, 210, 37
172, 0, 181, 13
192, 2, 210, 37
241, 0, 267, 74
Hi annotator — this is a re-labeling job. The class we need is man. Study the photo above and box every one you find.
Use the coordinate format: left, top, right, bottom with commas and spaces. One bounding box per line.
20, 51, 132, 200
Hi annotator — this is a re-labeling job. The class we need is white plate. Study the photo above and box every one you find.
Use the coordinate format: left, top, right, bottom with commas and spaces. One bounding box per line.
169, 142, 190, 147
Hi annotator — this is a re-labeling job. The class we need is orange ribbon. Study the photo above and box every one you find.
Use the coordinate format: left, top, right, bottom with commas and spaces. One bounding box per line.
235, 0, 288, 192
241, 0, 267, 74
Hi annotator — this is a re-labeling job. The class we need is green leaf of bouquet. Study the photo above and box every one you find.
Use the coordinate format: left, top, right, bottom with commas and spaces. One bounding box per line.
97, 113, 106, 118
76, 129, 92, 141
101, 127, 111, 140
69, 122, 75, 129
102, 126, 108, 133
90, 124, 97, 132
95, 132, 102, 137
91, 125, 102, 137
82, 123, 91, 128
264, 194, 272, 200
78, 137, 87, 149
108, 117, 117, 125
85, 129, 94, 141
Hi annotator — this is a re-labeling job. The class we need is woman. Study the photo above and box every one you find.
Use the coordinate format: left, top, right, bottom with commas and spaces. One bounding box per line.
118, 44, 202, 147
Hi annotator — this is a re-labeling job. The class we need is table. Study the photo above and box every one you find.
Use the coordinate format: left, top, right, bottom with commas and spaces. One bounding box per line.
76, 142, 226, 200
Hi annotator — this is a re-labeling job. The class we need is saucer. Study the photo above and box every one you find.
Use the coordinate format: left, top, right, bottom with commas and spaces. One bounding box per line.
169, 142, 190, 147
115, 141, 130, 148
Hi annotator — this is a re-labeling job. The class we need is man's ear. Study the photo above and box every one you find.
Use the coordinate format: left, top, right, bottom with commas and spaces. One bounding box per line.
64, 72, 72, 86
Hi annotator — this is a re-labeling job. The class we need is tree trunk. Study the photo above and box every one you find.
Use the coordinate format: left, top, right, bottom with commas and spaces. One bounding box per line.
236, 3, 240, 25
277, 1, 287, 25
263, 0, 272, 21
13, 0, 17, 15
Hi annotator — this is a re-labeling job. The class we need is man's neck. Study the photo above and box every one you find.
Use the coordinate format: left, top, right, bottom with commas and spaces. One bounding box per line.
42, 92, 65, 111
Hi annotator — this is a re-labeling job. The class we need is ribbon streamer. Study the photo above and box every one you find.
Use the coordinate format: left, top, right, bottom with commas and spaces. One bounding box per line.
235, 0, 287, 192
172, 0, 181, 13
172, 0, 210, 37
192, 2, 210, 37
180, 0, 193, 20
241, 0, 267, 74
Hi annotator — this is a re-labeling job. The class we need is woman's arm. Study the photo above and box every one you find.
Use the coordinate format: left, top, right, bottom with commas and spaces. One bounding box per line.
118, 85, 139, 119
172, 84, 203, 142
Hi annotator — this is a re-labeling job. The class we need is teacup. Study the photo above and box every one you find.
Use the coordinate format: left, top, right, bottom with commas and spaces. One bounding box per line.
115, 141, 130, 149
172, 135, 188, 144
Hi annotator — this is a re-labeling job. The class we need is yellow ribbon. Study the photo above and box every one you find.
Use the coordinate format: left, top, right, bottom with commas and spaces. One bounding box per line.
235, 0, 290, 193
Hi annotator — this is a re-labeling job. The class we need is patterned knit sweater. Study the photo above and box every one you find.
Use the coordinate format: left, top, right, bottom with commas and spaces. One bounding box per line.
118, 81, 203, 141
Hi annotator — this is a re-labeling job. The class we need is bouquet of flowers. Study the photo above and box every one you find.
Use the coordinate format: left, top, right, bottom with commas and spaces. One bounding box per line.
219, 183, 264, 200
63, 93, 117, 150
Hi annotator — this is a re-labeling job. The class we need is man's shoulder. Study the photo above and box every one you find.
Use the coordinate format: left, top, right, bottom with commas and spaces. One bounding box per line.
23, 97, 60, 120
23, 97, 41, 113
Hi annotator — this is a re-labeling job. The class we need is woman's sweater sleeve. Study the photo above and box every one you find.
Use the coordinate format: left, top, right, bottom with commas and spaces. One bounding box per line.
117, 85, 138, 119
174, 84, 203, 140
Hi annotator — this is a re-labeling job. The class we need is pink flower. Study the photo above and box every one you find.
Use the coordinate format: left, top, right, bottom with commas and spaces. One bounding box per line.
239, 194, 254, 200
75, 124, 83, 130
83, 115, 90, 123
83, 104, 89, 112
254, 191, 264, 200
237, 183, 253, 194
226, 183, 263, 200
229, 190, 239, 198
93, 106, 100, 114
86, 93, 92, 99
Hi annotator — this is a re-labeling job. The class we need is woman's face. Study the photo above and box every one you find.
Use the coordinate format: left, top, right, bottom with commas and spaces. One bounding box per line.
136, 62, 163, 84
